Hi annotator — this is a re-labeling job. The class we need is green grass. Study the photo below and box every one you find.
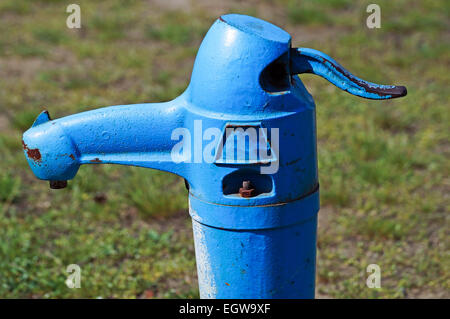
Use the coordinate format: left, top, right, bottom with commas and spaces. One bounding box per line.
0, 0, 448, 298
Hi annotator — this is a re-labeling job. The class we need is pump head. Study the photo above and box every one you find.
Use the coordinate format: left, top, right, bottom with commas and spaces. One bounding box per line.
22, 14, 406, 203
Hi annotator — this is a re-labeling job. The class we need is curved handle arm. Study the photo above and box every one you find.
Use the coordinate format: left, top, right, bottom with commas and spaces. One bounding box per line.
290, 47, 407, 100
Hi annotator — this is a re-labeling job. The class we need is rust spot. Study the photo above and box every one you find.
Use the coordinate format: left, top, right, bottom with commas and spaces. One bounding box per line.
27, 148, 41, 161
22, 140, 42, 162
239, 180, 256, 198
239, 188, 255, 198
69, 154, 75, 160
90, 158, 102, 163
225, 282, 230, 286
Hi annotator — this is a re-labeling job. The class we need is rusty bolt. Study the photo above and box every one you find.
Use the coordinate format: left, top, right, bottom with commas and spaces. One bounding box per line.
239, 180, 255, 198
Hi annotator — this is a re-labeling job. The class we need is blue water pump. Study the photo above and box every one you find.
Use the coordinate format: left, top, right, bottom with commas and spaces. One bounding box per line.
22, 14, 406, 298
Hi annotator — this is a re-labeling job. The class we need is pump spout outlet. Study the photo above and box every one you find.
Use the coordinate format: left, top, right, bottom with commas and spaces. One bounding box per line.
22, 97, 187, 186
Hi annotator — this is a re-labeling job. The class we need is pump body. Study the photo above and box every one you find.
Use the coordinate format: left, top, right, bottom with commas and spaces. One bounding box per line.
22, 14, 406, 298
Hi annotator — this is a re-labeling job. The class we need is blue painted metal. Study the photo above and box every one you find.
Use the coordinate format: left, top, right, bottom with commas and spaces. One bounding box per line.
22, 14, 406, 298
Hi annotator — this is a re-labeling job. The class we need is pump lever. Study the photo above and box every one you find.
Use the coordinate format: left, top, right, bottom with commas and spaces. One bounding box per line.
290, 47, 407, 100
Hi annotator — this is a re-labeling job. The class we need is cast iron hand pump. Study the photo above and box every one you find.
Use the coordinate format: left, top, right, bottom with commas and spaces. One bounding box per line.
23, 14, 406, 298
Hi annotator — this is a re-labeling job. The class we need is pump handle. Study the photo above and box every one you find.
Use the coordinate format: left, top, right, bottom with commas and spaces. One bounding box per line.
290, 48, 406, 100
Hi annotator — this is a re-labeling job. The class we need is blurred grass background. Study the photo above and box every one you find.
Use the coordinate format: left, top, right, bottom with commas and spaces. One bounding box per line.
0, 0, 448, 298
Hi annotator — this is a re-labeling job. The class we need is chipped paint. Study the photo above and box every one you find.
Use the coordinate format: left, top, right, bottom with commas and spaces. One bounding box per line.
188, 199, 202, 223
192, 220, 217, 299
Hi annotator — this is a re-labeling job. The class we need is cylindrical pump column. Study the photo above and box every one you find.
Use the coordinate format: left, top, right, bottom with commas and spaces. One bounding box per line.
189, 189, 319, 299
